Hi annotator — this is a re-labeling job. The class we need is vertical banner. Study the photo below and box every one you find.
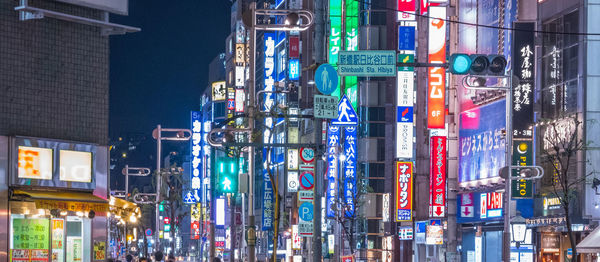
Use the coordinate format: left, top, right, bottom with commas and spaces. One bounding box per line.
427, 6, 446, 129
397, 57, 415, 159
326, 125, 340, 218
397, 0, 416, 20
396, 162, 413, 221
344, 0, 359, 108
512, 141, 533, 198
511, 23, 535, 139
329, 0, 342, 98
289, 36, 299, 58
429, 136, 447, 217
343, 126, 357, 217
262, 32, 276, 231
186, 111, 202, 204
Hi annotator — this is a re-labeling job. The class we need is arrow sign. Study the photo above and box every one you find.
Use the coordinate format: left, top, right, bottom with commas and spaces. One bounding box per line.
461, 206, 473, 218
299, 171, 315, 190
433, 206, 444, 217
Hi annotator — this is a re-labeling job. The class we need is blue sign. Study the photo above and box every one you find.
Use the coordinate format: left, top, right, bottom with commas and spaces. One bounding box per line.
456, 191, 534, 224
331, 95, 358, 126
343, 126, 357, 217
289, 59, 300, 80
459, 100, 506, 183
398, 26, 416, 51
145, 228, 153, 236
262, 149, 274, 230
300, 171, 315, 190
315, 63, 339, 95
299, 202, 314, 221
326, 125, 340, 218
262, 33, 277, 231
189, 111, 202, 204
430, 219, 441, 226
397, 106, 414, 123
416, 221, 426, 233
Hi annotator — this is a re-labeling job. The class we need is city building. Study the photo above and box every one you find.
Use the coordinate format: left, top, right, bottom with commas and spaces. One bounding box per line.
0, 0, 138, 261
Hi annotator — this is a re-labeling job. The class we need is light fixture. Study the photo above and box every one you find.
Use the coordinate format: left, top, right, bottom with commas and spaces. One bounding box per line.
511, 211, 527, 248
339, 154, 346, 162
129, 214, 137, 223
60, 211, 68, 216
284, 13, 300, 25
76, 211, 84, 217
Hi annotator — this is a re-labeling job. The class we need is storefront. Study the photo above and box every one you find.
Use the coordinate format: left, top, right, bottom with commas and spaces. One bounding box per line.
0, 136, 110, 262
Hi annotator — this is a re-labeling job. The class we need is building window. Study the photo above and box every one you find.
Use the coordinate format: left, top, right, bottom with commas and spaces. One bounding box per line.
541, 10, 579, 119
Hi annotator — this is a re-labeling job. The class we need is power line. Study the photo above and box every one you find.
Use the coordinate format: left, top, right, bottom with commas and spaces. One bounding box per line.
352, 0, 600, 36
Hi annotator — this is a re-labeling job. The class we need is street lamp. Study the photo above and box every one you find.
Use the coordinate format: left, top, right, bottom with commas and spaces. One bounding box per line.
152, 125, 192, 250
511, 211, 527, 248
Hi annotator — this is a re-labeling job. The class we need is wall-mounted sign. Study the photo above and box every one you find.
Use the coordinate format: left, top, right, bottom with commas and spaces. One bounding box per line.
17, 146, 53, 180
398, 26, 416, 50
235, 66, 245, 87
512, 22, 535, 139
326, 125, 339, 218
382, 193, 390, 222
329, 0, 342, 98
426, 219, 443, 245
543, 196, 561, 211
460, 193, 474, 218
480, 192, 503, 219
289, 59, 300, 80
337, 50, 396, 77
343, 126, 357, 217
430, 136, 447, 217
212, 81, 226, 101
397, 66, 414, 159
398, 226, 414, 240
188, 111, 202, 204
292, 225, 301, 250
216, 198, 225, 226
59, 150, 92, 183
396, 162, 413, 221
235, 44, 245, 65
289, 36, 300, 58
512, 140, 533, 198
235, 89, 245, 113
287, 149, 299, 170
397, 0, 416, 20
427, 6, 447, 129
288, 171, 299, 192
415, 221, 427, 244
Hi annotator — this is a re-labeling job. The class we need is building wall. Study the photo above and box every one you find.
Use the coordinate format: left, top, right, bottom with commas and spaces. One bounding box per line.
0, 0, 109, 145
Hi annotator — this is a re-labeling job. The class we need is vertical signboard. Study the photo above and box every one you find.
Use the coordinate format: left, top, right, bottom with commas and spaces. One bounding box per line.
429, 136, 446, 217
398, 26, 416, 51
512, 141, 533, 198
396, 162, 413, 221
397, 62, 415, 159
329, 0, 342, 98
289, 36, 299, 58
235, 89, 245, 113
190, 204, 201, 239
397, 0, 416, 20
512, 22, 535, 139
189, 111, 202, 203
212, 81, 227, 101
343, 126, 357, 217
326, 125, 339, 218
427, 6, 446, 129
344, 0, 359, 108
289, 59, 300, 80
262, 32, 276, 231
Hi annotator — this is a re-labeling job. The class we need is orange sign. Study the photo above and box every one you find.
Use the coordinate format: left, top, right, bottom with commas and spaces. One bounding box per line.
18, 146, 53, 180
427, 6, 447, 129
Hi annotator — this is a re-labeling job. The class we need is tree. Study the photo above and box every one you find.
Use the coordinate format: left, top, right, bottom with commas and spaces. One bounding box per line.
539, 114, 590, 260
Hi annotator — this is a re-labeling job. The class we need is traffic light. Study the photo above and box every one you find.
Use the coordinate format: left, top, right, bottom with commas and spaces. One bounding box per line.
449, 53, 507, 76
217, 158, 238, 194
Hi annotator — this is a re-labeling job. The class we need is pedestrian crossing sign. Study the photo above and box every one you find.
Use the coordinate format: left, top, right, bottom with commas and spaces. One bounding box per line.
331, 95, 358, 126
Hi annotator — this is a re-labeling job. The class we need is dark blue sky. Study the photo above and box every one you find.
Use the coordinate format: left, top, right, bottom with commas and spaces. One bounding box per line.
109, 1, 231, 137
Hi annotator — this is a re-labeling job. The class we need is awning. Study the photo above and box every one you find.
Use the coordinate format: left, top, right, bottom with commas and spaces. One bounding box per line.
13, 189, 109, 212
577, 226, 600, 253
109, 196, 140, 216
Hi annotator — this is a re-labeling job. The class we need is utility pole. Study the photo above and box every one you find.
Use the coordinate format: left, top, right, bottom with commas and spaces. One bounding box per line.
246, 4, 257, 262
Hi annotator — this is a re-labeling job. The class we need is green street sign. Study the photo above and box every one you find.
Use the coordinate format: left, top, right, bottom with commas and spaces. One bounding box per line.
511, 140, 533, 199
397, 54, 414, 72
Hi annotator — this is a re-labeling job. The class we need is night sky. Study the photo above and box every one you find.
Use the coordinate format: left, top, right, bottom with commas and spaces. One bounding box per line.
109, 1, 231, 137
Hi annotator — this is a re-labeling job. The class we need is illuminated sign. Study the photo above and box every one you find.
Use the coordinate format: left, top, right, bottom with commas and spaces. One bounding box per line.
190, 204, 200, 239
262, 32, 276, 230
235, 44, 245, 65
216, 198, 225, 226
512, 22, 535, 139
382, 236, 393, 262
426, 219, 443, 245
17, 146, 53, 180
344, 0, 359, 108
337, 50, 396, 77
235, 66, 245, 87
59, 150, 91, 183
397, 0, 416, 20
329, 0, 342, 98
189, 111, 202, 204
429, 136, 446, 217
292, 225, 301, 250
326, 125, 339, 218
398, 226, 414, 240
212, 81, 226, 101
382, 193, 390, 222
398, 26, 416, 50
235, 89, 245, 113
163, 217, 170, 224
396, 162, 413, 221
289, 59, 300, 80
289, 36, 299, 58
343, 126, 357, 217
397, 68, 414, 159
480, 192, 503, 219
460, 193, 474, 218
427, 6, 446, 129
287, 149, 299, 170
543, 197, 561, 211
512, 140, 533, 198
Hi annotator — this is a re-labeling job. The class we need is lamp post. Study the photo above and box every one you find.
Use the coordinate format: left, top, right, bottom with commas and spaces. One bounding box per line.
510, 211, 527, 248
151, 125, 192, 251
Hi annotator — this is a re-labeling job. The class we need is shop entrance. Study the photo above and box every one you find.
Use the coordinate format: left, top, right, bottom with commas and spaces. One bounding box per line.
540, 252, 560, 262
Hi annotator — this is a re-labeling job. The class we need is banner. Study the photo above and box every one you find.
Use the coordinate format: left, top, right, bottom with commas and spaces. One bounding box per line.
396, 162, 413, 221
429, 136, 446, 217
343, 126, 357, 217
427, 6, 446, 129
326, 125, 339, 218
512, 22, 535, 139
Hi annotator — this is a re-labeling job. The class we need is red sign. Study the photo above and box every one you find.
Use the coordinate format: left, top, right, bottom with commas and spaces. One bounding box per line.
429, 136, 446, 217
397, 0, 416, 20
486, 192, 502, 210
341, 255, 354, 262
164, 217, 170, 224
426, 6, 446, 129
190, 221, 200, 240
396, 162, 413, 221
289, 36, 300, 58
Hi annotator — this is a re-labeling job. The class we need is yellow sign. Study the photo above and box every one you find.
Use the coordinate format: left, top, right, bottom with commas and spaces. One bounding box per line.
35, 200, 108, 213
93, 241, 106, 260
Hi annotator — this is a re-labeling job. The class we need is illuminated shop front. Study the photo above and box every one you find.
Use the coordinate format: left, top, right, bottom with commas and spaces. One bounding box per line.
0, 136, 111, 262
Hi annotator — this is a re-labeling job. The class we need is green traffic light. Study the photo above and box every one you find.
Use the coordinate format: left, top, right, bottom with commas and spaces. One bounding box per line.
449, 54, 471, 75
217, 158, 238, 194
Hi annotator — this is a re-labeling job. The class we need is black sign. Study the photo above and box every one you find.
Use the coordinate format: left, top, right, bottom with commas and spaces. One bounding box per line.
511, 22, 535, 139
541, 234, 560, 249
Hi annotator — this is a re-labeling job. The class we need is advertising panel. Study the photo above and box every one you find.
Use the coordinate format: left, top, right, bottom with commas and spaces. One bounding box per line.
480, 192, 503, 219
512, 140, 533, 198
398, 226, 414, 240
429, 136, 446, 217
235, 89, 245, 113
415, 221, 427, 244
512, 22, 535, 139
289, 59, 300, 80
397, 69, 414, 158
289, 36, 300, 58
18, 146, 53, 180
216, 198, 225, 226
343, 126, 357, 217
427, 6, 447, 129
190, 204, 200, 239
397, 0, 416, 20
262, 32, 276, 230
426, 219, 443, 245
344, 0, 359, 108
212, 81, 226, 101
59, 150, 91, 183
326, 125, 339, 218
329, 0, 342, 98
396, 162, 413, 221
235, 44, 245, 65
189, 111, 202, 203
459, 99, 506, 183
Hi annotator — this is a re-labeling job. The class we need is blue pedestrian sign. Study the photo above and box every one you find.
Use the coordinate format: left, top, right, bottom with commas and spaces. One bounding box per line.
315, 64, 339, 95
331, 95, 358, 126
299, 202, 314, 221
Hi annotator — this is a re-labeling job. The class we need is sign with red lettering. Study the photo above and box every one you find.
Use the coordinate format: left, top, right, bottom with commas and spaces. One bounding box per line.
480, 192, 503, 219
429, 136, 446, 217
395, 162, 413, 221
397, 0, 416, 20
427, 6, 446, 129
289, 36, 300, 58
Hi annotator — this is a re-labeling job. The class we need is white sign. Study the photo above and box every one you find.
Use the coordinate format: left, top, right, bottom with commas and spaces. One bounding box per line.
298, 221, 313, 237
59, 150, 92, 183
314, 95, 339, 119
292, 225, 301, 250
287, 149, 299, 170
216, 198, 225, 226
396, 123, 413, 159
298, 190, 314, 202
397, 69, 415, 158
331, 95, 358, 126
382, 193, 390, 222
17, 146, 53, 180
475, 236, 482, 262
235, 89, 245, 112
328, 234, 335, 254
288, 171, 299, 192
235, 66, 245, 87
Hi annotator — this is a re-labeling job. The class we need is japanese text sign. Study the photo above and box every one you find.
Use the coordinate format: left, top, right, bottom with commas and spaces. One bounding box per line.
429, 136, 446, 217
396, 162, 413, 221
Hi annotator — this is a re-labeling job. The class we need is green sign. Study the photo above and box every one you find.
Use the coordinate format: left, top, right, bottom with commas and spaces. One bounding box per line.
344, 0, 359, 109
329, 0, 342, 99
12, 218, 50, 250
397, 54, 415, 72
164, 224, 171, 232
512, 140, 533, 198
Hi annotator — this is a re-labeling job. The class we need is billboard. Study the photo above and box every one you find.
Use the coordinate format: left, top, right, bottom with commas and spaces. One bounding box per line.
329, 0, 342, 99
397, 68, 414, 159
430, 136, 446, 217
512, 22, 535, 139
212, 81, 226, 101
458, 100, 506, 183
326, 125, 339, 218
396, 162, 413, 221
427, 6, 447, 129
